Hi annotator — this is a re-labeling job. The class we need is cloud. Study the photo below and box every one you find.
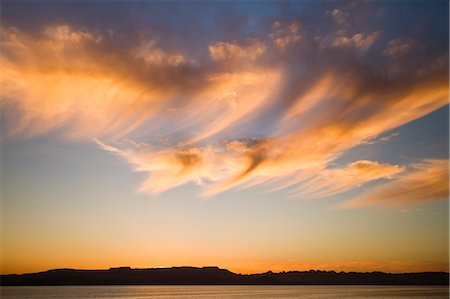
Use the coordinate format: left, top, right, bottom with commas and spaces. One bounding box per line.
95, 139, 243, 194
208, 39, 266, 61
181, 70, 281, 143
1, 15, 448, 203
270, 21, 302, 50
0, 26, 182, 140
43, 25, 102, 44
292, 160, 405, 198
134, 40, 188, 66
94, 138, 239, 196
332, 31, 380, 53
364, 132, 400, 145
339, 159, 449, 208
0, 25, 279, 141
182, 62, 446, 196
327, 9, 350, 27
383, 38, 416, 59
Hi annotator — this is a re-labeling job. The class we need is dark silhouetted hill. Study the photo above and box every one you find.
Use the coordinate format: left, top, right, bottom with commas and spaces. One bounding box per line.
1, 267, 448, 285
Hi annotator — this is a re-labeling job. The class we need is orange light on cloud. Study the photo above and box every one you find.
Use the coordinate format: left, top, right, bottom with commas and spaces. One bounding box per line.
1, 23, 448, 206
340, 159, 449, 208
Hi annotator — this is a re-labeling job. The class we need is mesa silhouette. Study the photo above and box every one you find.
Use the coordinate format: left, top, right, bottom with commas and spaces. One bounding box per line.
1, 267, 448, 285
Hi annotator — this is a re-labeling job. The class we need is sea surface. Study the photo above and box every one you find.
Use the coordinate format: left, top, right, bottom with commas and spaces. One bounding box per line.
0, 285, 448, 299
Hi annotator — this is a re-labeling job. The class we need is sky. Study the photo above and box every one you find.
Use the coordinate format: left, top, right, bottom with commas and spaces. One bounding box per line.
0, 0, 449, 275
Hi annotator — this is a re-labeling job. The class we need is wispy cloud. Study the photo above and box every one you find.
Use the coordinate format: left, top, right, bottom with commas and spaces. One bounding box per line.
1, 26, 177, 140
339, 159, 449, 209
331, 31, 380, 53
270, 20, 302, 50
209, 39, 266, 61
292, 160, 404, 199
0, 25, 280, 142
1, 9, 448, 205
95, 139, 230, 194
383, 38, 416, 59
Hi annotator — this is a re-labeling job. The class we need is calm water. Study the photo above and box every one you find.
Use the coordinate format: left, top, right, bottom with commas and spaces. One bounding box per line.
0, 285, 448, 299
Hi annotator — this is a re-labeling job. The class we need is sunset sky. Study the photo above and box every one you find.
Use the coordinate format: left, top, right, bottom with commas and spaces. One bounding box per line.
1, 0, 449, 275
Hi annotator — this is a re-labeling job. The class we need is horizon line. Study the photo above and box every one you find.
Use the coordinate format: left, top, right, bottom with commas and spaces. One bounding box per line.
2, 266, 449, 276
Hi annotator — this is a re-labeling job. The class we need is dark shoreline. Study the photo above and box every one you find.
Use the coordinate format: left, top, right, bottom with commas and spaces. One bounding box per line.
1, 266, 448, 286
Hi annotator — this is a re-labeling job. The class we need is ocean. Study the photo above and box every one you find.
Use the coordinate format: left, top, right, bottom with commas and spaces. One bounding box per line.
0, 285, 448, 298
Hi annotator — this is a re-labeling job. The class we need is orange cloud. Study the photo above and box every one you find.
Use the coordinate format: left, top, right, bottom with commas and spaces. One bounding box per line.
292, 160, 404, 198
189, 66, 447, 196
383, 38, 416, 59
208, 39, 266, 61
0, 26, 279, 142
2, 23, 448, 205
134, 40, 188, 66
96, 140, 253, 197
270, 20, 302, 50
94, 64, 447, 197
339, 159, 449, 208
179, 70, 281, 143
0, 26, 174, 140
332, 31, 380, 53
95, 140, 239, 194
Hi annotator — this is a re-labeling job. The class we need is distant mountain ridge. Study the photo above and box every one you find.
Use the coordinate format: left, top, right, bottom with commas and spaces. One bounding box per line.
1, 266, 448, 285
